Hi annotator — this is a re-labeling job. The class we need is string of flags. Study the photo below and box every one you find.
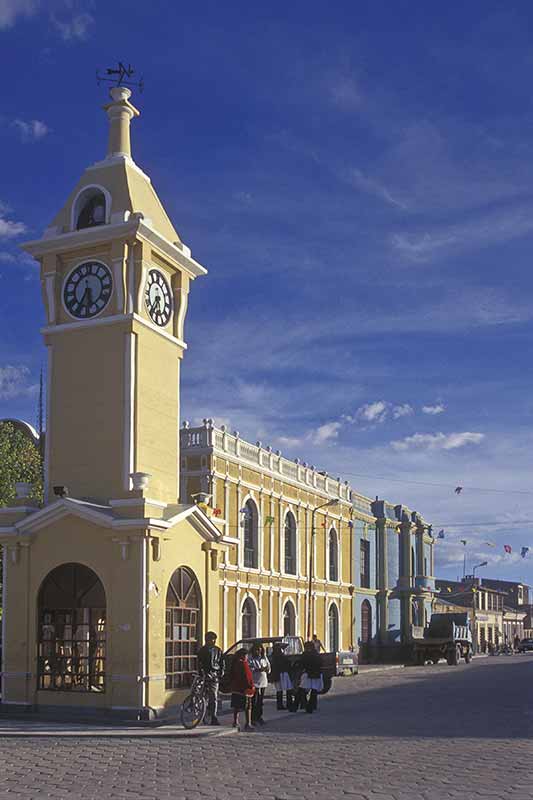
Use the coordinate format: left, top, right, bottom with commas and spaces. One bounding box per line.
208, 506, 530, 557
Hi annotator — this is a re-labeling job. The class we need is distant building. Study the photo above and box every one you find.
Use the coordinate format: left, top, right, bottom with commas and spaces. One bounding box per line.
481, 578, 530, 609
435, 578, 505, 651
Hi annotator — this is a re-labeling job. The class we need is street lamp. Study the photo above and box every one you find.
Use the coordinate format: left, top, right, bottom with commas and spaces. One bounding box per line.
306, 497, 339, 641
472, 561, 488, 579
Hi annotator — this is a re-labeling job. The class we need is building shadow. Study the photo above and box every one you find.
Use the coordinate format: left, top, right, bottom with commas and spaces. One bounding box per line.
260, 657, 533, 740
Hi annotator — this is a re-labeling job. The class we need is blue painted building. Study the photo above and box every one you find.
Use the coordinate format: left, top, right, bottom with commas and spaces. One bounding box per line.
351, 498, 435, 662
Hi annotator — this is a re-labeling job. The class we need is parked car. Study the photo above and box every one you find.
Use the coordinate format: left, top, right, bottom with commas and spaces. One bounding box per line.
517, 638, 533, 653
222, 635, 337, 693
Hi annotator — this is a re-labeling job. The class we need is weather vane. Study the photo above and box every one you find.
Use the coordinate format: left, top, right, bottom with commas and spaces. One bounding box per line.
96, 61, 144, 93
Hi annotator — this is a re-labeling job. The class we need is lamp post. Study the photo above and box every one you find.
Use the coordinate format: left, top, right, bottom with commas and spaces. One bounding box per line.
306, 497, 339, 641
470, 562, 487, 654
472, 560, 488, 579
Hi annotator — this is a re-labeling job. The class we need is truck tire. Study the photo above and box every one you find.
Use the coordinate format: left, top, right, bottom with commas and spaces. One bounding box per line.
446, 645, 458, 666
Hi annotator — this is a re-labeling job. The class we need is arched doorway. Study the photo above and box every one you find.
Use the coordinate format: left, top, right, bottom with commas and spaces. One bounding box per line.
283, 600, 296, 636
38, 563, 106, 692
242, 597, 257, 639
328, 603, 339, 652
165, 567, 202, 689
361, 600, 372, 644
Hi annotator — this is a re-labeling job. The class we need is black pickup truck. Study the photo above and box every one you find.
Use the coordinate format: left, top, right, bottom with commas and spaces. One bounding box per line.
223, 635, 337, 693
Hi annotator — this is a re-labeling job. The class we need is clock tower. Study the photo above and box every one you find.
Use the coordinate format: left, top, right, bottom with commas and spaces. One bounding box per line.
23, 85, 205, 506
0, 85, 224, 720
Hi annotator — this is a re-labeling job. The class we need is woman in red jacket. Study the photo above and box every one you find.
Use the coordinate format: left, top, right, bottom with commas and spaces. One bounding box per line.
229, 648, 255, 731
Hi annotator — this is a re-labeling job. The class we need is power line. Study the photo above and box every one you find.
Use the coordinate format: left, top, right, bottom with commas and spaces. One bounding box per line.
342, 470, 533, 496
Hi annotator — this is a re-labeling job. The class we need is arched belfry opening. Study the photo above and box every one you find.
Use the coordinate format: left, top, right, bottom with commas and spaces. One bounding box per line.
75, 187, 108, 230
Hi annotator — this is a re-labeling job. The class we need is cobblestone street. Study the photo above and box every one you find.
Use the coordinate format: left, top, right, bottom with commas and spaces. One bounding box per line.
1, 655, 532, 800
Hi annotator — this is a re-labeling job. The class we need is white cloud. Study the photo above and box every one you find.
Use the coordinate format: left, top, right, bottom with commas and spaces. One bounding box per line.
422, 403, 446, 415
393, 403, 413, 419
11, 118, 49, 142
347, 168, 408, 210
312, 421, 342, 445
50, 9, 93, 40
0, 365, 37, 400
356, 400, 388, 424
391, 431, 485, 452
0, 0, 39, 29
390, 205, 533, 264
0, 210, 26, 239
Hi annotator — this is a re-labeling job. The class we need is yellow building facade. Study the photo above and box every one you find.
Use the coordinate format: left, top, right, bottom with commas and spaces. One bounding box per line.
180, 420, 377, 653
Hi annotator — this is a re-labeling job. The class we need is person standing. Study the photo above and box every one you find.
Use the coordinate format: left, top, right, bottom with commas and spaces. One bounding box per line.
228, 648, 255, 731
271, 641, 293, 710
249, 643, 271, 725
299, 640, 324, 714
197, 631, 224, 725
312, 633, 324, 653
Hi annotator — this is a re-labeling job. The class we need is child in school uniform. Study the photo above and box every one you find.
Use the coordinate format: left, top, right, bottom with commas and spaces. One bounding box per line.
228, 648, 255, 731
271, 641, 294, 710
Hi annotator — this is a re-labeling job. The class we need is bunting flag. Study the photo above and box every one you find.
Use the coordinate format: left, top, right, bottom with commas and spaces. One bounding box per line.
460, 539, 467, 546
212, 508, 222, 517
455, 486, 463, 494
321, 521, 327, 528
437, 530, 445, 539
264, 515, 275, 525
521, 547, 529, 559
504, 544, 512, 554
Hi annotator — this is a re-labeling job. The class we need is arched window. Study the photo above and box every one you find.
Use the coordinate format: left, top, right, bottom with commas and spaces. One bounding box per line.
241, 597, 257, 639
243, 499, 259, 569
284, 511, 297, 574
75, 188, 107, 230
328, 603, 339, 652
166, 567, 202, 689
283, 600, 296, 636
329, 529, 339, 582
38, 563, 106, 692
361, 599, 372, 644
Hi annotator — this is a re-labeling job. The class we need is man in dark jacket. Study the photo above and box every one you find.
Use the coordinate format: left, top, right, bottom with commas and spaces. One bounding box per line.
197, 631, 224, 725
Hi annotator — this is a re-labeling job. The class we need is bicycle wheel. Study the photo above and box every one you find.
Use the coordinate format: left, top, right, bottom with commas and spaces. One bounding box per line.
180, 692, 207, 729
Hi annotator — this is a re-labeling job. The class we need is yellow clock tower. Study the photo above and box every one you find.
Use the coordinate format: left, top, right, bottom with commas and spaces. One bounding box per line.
25, 85, 204, 507
0, 86, 224, 719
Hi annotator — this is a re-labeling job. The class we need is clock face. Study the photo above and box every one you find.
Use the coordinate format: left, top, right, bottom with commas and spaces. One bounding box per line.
144, 269, 172, 327
63, 261, 113, 319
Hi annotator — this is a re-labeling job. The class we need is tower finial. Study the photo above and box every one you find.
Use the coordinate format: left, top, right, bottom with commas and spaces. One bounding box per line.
103, 84, 140, 160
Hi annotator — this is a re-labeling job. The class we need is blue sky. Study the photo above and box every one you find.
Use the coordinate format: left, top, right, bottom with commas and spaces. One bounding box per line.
2, 0, 533, 585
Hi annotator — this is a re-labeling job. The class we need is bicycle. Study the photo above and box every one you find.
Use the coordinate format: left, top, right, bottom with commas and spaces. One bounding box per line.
180, 672, 209, 729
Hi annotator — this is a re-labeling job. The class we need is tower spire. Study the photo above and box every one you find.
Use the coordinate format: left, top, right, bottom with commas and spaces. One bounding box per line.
103, 86, 140, 160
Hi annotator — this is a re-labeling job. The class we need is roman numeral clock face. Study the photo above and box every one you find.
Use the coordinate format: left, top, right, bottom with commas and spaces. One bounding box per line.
144, 269, 172, 327
63, 261, 113, 319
